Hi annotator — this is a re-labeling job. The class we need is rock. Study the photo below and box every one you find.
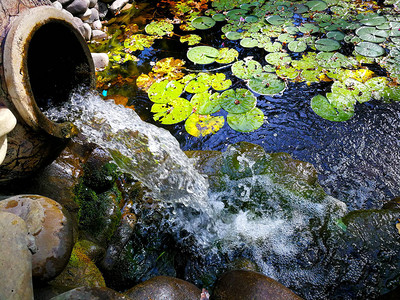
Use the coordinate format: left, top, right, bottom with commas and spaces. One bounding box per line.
79, 8, 92, 21
79, 23, 92, 40
109, 0, 129, 15
58, 0, 74, 6
0, 212, 33, 300
92, 19, 102, 30
49, 242, 106, 288
89, 0, 98, 8
124, 276, 201, 300
34, 285, 73, 300
50, 286, 127, 299
92, 29, 107, 40
97, 1, 108, 19
66, 0, 90, 15
52, 1, 63, 10
61, 8, 74, 19
212, 270, 303, 300
0, 107, 17, 165
72, 16, 83, 28
0, 195, 74, 282
91, 53, 109, 70
88, 7, 99, 22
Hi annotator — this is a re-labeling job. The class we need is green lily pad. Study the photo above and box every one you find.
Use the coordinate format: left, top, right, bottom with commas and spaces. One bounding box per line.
355, 42, 386, 57
356, 26, 389, 43
151, 98, 192, 124
180, 34, 202, 45
326, 31, 345, 41
359, 15, 387, 26
263, 64, 277, 73
185, 114, 225, 137
220, 88, 257, 113
311, 94, 354, 122
192, 16, 216, 30
187, 46, 220, 64
276, 66, 301, 80
191, 92, 222, 115
265, 52, 292, 66
288, 40, 307, 52
212, 13, 226, 22
145, 20, 173, 36
313, 13, 331, 23
211, 73, 232, 91
231, 59, 263, 80
266, 15, 287, 26
305, 1, 328, 11
316, 52, 358, 69
240, 37, 259, 48
216, 48, 239, 64
245, 15, 259, 23
365, 77, 389, 99
263, 41, 283, 52
226, 31, 242, 40
293, 4, 309, 14
299, 23, 320, 34
248, 72, 286, 95
326, 91, 356, 112
301, 69, 320, 83
315, 38, 341, 51
148, 80, 183, 103
285, 26, 299, 35
227, 107, 264, 132
342, 78, 372, 103
278, 33, 295, 43
226, 9, 248, 20
185, 73, 212, 93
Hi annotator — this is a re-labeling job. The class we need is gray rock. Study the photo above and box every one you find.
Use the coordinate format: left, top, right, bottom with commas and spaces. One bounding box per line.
0, 212, 33, 300
52, 1, 63, 10
97, 1, 108, 19
79, 23, 92, 40
92, 19, 102, 30
124, 276, 201, 300
0, 195, 74, 282
79, 8, 92, 21
89, 0, 98, 8
109, 0, 129, 15
72, 16, 84, 28
88, 8, 100, 23
92, 29, 107, 40
66, 0, 90, 15
50, 287, 127, 299
59, 0, 74, 6
91, 53, 109, 70
61, 8, 74, 19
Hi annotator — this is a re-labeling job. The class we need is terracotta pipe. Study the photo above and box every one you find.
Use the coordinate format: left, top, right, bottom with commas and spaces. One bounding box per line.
0, 2, 95, 182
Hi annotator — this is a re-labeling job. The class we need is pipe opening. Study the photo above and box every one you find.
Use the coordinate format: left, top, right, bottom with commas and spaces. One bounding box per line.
27, 21, 93, 111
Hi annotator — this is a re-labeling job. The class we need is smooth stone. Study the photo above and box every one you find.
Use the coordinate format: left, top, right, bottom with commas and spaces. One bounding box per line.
212, 270, 303, 300
0, 135, 7, 165
109, 0, 129, 15
79, 8, 92, 21
0, 107, 17, 137
79, 23, 92, 40
52, 1, 63, 10
89, 0, 98, 8
88, 7, 100, 22
0, 212, 33, 300
0, 195, 74, 282
124, 276, 201, 300
58, 0, 74, 6
92, 29, 107, 40
91, 53, 109, 70
92, 19, 102, 30
50, 286, 127, 300
66, 0, 90, 15
97, 1, 108, 19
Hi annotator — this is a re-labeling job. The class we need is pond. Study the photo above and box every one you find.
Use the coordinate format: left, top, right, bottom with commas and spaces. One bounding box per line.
81, 0, 400, 298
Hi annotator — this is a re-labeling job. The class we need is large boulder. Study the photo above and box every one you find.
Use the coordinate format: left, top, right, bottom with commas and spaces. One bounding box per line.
212, 270, 303, 300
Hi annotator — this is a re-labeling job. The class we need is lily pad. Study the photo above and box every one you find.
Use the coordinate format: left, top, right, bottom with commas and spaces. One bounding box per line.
265, 52, 292, 66
148, 80, 183, 103
226, 31, 242, 40
315, 38, 341, 51
187, 46, 220, 64
245, 15, 259, 23
216, 48, 239, 64
248, 73, 286, 95
240, 37, 259, 48
185, 73, 212, 93
326, 31, 345, 41
145, 20, 173, 36
359, 15, 387, 26
192, 16, 216, 30
180, 34, 202, 45
305, 1, 328, 11
288, 40, 307, 52
356, 26, 389, 43
299, 23, 320, 34
211, 73, 232, 91
263, 41, 283, 52
185, 114, 225, 137
355, 42, 386, 57
212, 13, 226, 22
191, 92, 222, 114
311, 94, 354, 122
276, 66, 301, 80
231, 60, 263, 80
151, 98, 192, 124
227, 107, 264, 132
278, 33, 295, 43
226, 9, 248, 20
266, 15, 287, 26
220, 88, 257, 114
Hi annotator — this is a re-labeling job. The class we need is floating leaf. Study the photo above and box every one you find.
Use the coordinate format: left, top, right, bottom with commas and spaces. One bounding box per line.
211, 73, 232, 91
226, 9, 248, 20
145, 20, 173, 36
227, 107, 264, 132
276, 66, 301, 80
263, 41, 283, 52
266, 15, 287, 25
278, 33, 295, 43
231, 60, 263, 80
355, 42, 386, 57
220, 88, 257, 113
191, 91, 221, 114
148, 80, 183, 103
265, 52, 292, 66
365, 77, 389, 99
359, 15, 387, 26
316, 52, 358, 69
187, 46, 220, 64
356, 26, 389, 43
299, 23, 320, 34
293, 4, 309, 14
226, 31, 242, 40
288, 40, 307, 52
305, 1, 328, 11
151, 98, 192, 124
284, 26, 298, 35
326, 31, 345, 41
123, 34, 158, 51
185, 114, 225, 137
311, 94, 354, 122
240, 37, 259, 48
343, 69, 375, 83
192, 16, 216, 30
185, 73, 212, 93
212, 13, 226, 22
245, 15, 259, 23
248, 72, 286, 95
180, 34, 202, 45
216, 48, 239, 64
315, 38, 341, 51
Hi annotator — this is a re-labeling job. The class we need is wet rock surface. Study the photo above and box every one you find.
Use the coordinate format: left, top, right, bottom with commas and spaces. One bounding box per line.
124, 276, 201, 300
49, 286, 128, 299
0, 212, 33, 300
0, 195, 74, 282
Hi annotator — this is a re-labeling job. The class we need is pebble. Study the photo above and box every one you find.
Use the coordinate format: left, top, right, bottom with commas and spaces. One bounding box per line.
91, 29, 107, 40
91, 53, 109, 70
109, 0, 129, 15
66, 0, 90, 15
